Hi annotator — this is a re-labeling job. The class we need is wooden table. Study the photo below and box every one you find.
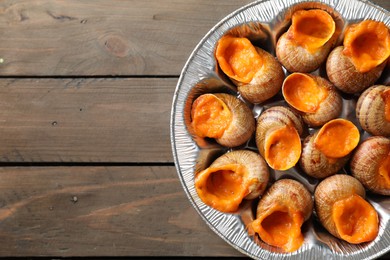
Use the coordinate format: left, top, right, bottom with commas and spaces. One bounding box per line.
0, 0, 388, 258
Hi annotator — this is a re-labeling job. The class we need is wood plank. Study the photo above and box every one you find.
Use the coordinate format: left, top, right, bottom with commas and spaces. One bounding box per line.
0, 166, 243, 257
2, 0, 386, 77
1, 166, 389, 258
0, 78, 174, 163
0, 0, 254, 76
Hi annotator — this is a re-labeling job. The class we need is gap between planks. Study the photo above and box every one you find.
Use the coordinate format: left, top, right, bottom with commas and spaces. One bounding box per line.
0, 162, 175, 167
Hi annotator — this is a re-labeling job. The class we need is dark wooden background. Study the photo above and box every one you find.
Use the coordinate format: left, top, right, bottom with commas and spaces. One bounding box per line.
0, 0, 388, 258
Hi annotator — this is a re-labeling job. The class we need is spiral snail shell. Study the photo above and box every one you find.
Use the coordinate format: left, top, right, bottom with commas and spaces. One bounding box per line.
255, 106, 304, 171
351, 136, 390, 195
300, 119, 360, 178
356, 85, 390, 137
190, 93, 255, 147
314, 174, 379, 244
215, 35, 284, 104
195, 150, 269, 213
276, 9, 338, 73
326, 20, 390, 94
282, 73, 342, 127
251, 179, 313, 252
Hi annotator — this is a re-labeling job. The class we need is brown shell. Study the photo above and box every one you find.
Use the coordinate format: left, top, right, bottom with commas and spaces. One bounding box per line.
208, 93, 255, 147
299, 132, 350, 179
255, 179, 313, 222
356, 85, 390, 137
234, 47, 285, 104
209, 150, 270, 199
282, 74, 342, 127
314, 174, 366, 240
276, 32, 334, 73
350, 136, 390, 195
326, 46, 386, 94
255, 106, 304, 159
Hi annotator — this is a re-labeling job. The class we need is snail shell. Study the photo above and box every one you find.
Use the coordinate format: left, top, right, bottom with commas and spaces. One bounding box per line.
256, 106, 304, 170
342, 20, 390, 73
282, 73, 342, 127
356, 85, 390, 137
300, 133, 350, 179
276, 9, 338, 73
251, 179, 313, 252
351, 136, 390, 195
300, 119, 360, 179
236, 47, 285, 104
326, 46, 386, 94
327, 20, 390, 93
276, 34, 334, 73
190, 93, 255, 147
215, 36, 284, 104
195, 150, 269, 213
314, 174, 379, 244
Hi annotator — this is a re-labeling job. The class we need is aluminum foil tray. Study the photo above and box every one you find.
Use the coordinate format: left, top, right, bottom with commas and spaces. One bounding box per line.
170, 0, 390, 259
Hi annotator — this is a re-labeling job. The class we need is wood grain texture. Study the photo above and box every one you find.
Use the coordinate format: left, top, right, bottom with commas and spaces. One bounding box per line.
0, 0, 253, 76
0, 166, 243, 256
1, 166, 388, 258
0, 0, 387, 76
0, 0, 389, 258
0, 78, 174, 163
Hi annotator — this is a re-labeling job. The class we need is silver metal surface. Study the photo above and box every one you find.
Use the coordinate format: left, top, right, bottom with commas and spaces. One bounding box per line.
170, 0, 390, 259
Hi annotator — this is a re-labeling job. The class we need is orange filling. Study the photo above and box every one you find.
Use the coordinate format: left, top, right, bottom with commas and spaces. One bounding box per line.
264, 125, 301, 170
314, 119, 360, 158
289, 9, 335, 53
282, 73, 328, 113
252, 204, 305, 252
378, 154, 390, 189
343, 20, 390, 73
195, 164, 249, 213
216, 36, 263, 83
332, 194, 379, 244
191, 94, 232, 139
381, 89, 390, 122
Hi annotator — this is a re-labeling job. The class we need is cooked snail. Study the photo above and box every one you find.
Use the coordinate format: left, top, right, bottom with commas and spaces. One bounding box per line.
215, 35, 284, 104
282, 73, 342, 126
276, 9, 338, 73
356, 85, 390, 137
326, 20, 390, 94
314, 174, 379, 244
351, 136, 390, 195
251, 179, 313, 252
256, 106, 304, 171
188, 9, 389, 253
195, 150, 269, 213
300, 119, 360, 178
190, 93, 255, 147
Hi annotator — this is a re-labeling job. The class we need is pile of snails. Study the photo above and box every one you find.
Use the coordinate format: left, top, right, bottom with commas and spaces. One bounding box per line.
188, 6, 389, 253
